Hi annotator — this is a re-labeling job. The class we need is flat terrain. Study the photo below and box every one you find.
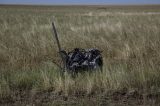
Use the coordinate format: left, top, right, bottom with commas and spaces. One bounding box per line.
0, 5, 160, 105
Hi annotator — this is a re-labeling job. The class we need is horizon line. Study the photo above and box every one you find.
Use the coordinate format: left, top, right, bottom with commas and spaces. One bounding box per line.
0, 3, 160, 6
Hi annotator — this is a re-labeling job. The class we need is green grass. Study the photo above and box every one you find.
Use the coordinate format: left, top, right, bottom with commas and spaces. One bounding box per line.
0, 5, 160, 105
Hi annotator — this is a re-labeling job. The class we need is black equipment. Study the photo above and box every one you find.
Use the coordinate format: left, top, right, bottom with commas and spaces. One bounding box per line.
52, 21, 103, 73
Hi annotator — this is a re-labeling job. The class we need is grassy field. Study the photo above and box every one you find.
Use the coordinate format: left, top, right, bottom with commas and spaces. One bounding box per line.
0, 5, 160, 105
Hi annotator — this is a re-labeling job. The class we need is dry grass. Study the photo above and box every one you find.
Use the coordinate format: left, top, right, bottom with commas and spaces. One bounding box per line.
0, 5, 160, 105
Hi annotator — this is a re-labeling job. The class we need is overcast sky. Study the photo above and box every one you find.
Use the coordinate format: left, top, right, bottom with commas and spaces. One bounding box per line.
1, 0, 160, 5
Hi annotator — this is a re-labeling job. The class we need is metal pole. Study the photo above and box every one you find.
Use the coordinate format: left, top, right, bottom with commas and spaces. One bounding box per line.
52, 22, 62, 52
52, 21, 66, 72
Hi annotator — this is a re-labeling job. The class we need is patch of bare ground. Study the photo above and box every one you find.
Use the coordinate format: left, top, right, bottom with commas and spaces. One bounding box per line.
0, 89, 160, 106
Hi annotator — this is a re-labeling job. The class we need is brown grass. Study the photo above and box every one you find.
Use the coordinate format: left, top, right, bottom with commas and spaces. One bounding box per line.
0, 5, 160, 105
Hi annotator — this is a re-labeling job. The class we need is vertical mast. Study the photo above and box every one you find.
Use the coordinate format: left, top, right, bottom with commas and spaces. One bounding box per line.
52, 22, 62, 52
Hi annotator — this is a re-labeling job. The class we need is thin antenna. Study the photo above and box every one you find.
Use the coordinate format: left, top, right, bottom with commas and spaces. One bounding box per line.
52, 21, 62, 52
52, 20, 67, 72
